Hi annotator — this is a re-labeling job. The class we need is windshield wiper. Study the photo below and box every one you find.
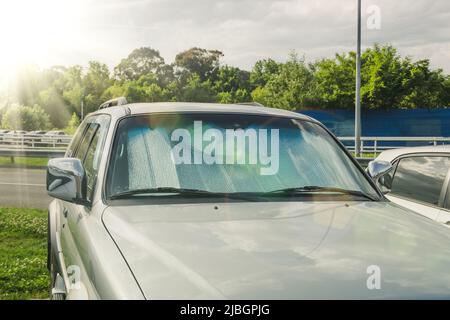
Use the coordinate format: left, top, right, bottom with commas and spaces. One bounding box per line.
109, 187, 222, 199
268, 186, 377, 201
109, 187, 265, 201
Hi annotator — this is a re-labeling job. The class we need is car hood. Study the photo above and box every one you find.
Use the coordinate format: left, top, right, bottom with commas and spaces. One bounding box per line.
102, 200, 450, 299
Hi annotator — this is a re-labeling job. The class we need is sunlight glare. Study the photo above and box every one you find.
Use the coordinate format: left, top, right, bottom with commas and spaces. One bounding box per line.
0, 0, 82, 75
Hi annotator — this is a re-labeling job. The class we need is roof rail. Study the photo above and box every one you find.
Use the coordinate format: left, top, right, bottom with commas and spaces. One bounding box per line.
236, 102, 264, 107
99, 97, 128, 109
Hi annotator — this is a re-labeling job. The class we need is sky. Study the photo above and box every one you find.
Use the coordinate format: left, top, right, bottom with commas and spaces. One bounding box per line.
0, 0, 449, 83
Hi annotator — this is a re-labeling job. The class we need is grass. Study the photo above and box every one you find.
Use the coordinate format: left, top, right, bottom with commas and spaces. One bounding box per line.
0, 157, 48, 167
0, 208, 49, 300
351, 152, 378, 158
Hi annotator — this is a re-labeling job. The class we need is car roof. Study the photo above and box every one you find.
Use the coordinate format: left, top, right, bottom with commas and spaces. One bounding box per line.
89, 102, 316, 122
376, 145, 450, 162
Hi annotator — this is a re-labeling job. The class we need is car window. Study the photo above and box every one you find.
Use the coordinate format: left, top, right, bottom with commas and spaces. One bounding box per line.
79, 115, 110, 201
66, 122, 88, 157
106, 113, 380, 200
83, 130, 101, 201
378, 160, 398, 192
390, 156, 450, 206
74, 123, 99, 161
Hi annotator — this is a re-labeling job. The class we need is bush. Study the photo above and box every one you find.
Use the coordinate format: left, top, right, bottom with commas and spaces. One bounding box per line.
1, 104, 51, 131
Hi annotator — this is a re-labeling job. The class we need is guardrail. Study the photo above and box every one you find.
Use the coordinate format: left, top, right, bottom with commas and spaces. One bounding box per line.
0, 133, 71, 148
339, 136, 450, 157
0, 133, 71, 159
0, 133, 449, 166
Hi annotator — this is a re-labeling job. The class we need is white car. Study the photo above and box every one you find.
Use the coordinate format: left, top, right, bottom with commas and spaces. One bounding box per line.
2, 130, 27, 144
372, 146, 450, 226
41, 130, 69, 145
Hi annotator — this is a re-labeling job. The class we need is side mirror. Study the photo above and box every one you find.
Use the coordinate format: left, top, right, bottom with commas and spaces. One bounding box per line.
46, 158, 89, 206
367, 160, 393, 181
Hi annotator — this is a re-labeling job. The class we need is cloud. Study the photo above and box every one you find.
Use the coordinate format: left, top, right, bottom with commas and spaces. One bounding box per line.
4, 0, 450, 73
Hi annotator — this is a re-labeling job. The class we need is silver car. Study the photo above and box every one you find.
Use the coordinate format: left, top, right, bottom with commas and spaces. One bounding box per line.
371, 146, 450, 227
47, 100, 450, 299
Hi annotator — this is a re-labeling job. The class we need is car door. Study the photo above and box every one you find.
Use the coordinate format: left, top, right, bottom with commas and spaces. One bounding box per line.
59, 114, 110, 298
384, 155, 450, 222
437, 170, 450, 226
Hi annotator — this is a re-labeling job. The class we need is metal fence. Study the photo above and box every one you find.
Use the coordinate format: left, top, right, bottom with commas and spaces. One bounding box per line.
1, 133, 449, 164
0, 133, 71, 158
339, 136, 450, 157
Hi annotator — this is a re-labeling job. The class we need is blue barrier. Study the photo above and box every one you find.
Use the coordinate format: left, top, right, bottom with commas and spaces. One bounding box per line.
299, 108, 450, 147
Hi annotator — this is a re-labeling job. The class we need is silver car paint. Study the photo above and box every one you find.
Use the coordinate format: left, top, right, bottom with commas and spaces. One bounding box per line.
375, 147, 450, 226
49, 103, 450, 299
103, 200, 450, 299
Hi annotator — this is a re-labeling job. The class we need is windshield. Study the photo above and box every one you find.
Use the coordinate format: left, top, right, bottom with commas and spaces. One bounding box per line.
106, 113, 380, 200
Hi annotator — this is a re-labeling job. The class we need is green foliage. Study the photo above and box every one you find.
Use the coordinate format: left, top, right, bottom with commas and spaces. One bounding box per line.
175, 47, 223, 82
0, 208, 49, 299
214, 66, 251, 103
3, 44, 450, 132
250, 58, 281, 88
83, 61, 111, 114
1, 104, 51, 131
0, 157, 48, 167
65, 112, 80, 134
179, 74, 217, 102
312, 44, 450, 109
113, 47, 166, 82
313, 52, 356, 109
101, 74, 170, 103
251, 53, 318, 110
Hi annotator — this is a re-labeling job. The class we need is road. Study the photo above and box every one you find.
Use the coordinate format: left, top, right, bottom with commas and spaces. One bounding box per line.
0, 167, 50, 209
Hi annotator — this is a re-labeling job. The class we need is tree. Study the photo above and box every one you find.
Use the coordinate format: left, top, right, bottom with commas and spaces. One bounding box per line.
399, 60, 449, 108
83, 61, 111, 114
113, 47, 166, 82
360, 44, 407, 109
101, 75, 169, 104
61, 65, 84, 116
313, 52, 355, 109
179, 74, 217, 102
251, 53, 317, 110
250, 58, 281, 88
37, 88, 71, 128
213, 66, 251, 103
14, 66, 43, 106
251, 86, 275, 107
65, 112, 80, 134
4, 44, 450, 123
175, 47, 223, 82
214, 66, 250, 92
1, 104, 51, 131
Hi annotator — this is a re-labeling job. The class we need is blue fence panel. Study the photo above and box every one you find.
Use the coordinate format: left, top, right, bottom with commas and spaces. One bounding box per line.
298, 108, 450, 148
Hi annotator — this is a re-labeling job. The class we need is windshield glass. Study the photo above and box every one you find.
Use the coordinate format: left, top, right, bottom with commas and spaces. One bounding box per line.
106, 113, 379, 200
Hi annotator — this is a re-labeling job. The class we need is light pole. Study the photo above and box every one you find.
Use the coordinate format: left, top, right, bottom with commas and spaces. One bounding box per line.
355, 0, 362, 157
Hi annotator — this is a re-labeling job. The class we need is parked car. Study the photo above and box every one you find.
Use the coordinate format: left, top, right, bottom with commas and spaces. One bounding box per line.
370, 146, 450, 226
24, 130, 47, 146
0, 129, 11, 143
41, 130, 68, 145
2, 130, 27, 144
47, 99, 450, 300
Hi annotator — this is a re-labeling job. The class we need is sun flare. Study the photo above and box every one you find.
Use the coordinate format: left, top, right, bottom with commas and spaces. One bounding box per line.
0, 0, 82, 75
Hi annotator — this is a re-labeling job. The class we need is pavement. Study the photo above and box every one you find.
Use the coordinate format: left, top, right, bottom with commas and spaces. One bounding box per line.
0, 167, 50, 209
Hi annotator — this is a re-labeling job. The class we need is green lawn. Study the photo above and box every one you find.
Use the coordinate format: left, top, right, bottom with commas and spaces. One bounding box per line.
0, 208, 49, 299
351, 152, 378, 158
0, 157, 48, 167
